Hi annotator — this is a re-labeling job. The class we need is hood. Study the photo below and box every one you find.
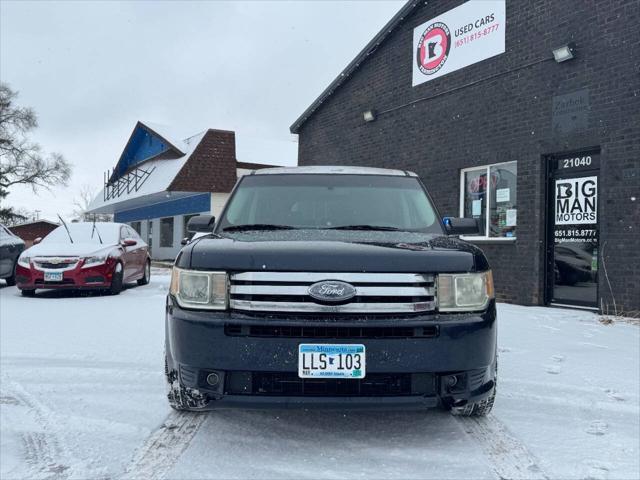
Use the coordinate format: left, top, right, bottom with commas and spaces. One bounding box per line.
23, 242, 118, 258
180, 230, 489, 273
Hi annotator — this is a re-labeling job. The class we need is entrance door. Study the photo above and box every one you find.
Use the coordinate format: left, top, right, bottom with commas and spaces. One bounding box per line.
546, 151, 600, 309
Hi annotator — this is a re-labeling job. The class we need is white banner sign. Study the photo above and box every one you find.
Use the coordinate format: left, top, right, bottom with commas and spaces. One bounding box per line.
412, 0, 506, 87
555, 176, 598, 225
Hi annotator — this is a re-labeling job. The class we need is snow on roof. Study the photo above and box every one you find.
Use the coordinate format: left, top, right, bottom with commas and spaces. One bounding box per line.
87, 130, 207, 213
254, 166, 416, 177
9, 219, 59, 228
88, 126, 298, 214
235, 136, 298, 167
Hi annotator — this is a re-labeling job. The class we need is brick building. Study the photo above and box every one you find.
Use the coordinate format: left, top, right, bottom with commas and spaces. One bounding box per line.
9, 220, 59, 247
88, 121, 292, 259
291, 0, 639, 313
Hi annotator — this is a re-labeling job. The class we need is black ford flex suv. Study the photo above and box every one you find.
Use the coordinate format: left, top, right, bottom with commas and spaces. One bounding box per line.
165, 166, 497, 416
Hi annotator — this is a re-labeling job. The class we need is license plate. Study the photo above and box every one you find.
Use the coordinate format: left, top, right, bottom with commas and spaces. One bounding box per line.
44, 271, 63, 282
298, 344, 366, 379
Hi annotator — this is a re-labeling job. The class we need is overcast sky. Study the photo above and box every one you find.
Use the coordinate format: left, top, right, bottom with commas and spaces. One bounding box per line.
1, 0, 402, 221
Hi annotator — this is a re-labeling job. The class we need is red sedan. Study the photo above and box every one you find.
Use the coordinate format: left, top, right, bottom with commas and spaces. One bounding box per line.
15, 222, 150, 296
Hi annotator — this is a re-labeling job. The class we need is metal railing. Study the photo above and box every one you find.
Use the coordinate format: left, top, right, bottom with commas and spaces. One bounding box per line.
103, 165, 156, 201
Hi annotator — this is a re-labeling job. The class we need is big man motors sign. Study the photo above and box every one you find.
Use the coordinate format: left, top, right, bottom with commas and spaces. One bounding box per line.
412, 0, 506, 87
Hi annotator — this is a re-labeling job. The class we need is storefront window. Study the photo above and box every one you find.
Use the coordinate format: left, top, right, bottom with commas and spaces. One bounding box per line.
462, 169, 488, 236
460, 161, 517, 239
160, 217, 174, 247
489, 163, 517, 238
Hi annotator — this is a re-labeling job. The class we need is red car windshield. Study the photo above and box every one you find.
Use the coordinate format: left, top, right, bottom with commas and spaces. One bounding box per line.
43, 223, 120, 245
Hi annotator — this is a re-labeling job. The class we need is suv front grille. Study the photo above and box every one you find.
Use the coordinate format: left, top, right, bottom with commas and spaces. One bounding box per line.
229, 272, 436, 314
224, 372, 436, 397
224, 324, 439, 339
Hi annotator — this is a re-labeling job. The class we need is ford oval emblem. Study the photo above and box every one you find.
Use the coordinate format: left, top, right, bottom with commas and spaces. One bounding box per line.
308, 280, 357, 303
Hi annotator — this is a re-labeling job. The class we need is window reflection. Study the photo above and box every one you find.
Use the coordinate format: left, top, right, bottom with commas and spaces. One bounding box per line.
462, 161, 517, 238
489, 163, 517, 238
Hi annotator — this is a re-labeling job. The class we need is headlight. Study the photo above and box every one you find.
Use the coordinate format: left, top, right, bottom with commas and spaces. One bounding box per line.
437, 271, 494, 312
170, 267, 228, 310
17, 256, 31, 268
82, 255, 108, 268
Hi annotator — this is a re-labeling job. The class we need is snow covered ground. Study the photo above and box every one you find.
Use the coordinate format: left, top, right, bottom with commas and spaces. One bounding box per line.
1, 271, 638, 480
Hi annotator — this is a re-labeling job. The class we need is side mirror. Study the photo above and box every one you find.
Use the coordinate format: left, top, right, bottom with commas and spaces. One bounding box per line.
33, 237, 42, 245
187, 215, 215, 233
443, 217, 480, 236
122, 239, 137, 247
181, 237, 189, 246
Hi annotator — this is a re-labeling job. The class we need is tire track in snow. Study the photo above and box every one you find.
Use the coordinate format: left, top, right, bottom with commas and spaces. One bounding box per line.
2, 381, 72, 480
22, 432, 70, 480
457, 415, 549, 480
120, 411, 207, 480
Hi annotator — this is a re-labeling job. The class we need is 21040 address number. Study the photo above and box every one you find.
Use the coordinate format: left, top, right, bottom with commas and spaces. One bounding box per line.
560, 156, 592, 169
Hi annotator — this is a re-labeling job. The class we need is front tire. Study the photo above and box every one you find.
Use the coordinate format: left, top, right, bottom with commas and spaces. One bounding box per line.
137, 260, 150, 286
109, 262, 124, 295
450, 388, 496, 417
451, 357, 497, 417
165, 356, 208, 411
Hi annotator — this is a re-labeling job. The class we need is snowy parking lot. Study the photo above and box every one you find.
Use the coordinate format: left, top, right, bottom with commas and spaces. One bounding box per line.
1, 269, 638, 480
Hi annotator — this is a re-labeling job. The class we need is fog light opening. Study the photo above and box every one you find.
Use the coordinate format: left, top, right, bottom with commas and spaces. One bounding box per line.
206, 372, 220, 387
447, 375, 458, 388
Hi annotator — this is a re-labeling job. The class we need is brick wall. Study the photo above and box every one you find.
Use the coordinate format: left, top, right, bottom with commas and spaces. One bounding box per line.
9, 223, 58, 247
296, 0, 640, 313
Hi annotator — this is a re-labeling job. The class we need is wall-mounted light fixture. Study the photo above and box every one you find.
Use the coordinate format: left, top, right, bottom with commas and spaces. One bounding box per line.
552, 43, 576, 63
363, 109, 377, 123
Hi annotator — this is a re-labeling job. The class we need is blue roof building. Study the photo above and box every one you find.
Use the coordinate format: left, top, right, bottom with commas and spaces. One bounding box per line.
88, 121, 292, 259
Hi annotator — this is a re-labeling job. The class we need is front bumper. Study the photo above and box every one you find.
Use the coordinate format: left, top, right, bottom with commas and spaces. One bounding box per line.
165, 296, 497, 410
15, 260, 115, 290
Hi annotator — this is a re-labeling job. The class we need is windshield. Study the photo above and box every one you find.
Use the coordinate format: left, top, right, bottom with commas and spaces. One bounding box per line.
218, 174, 443, 233
43, 223, 120, 244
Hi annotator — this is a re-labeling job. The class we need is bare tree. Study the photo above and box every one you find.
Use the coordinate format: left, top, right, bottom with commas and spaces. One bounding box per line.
0, 83, 72, 223
0, 207, 29, 226
71, 184, 112, 222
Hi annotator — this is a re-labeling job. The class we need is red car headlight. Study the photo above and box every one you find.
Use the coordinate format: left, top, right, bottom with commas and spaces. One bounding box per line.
17, 256, 31, 268
82, 255, 109, 268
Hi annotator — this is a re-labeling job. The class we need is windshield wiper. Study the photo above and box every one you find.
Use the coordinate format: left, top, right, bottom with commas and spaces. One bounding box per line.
57, 214, 74, 243
222, 224, 297, 232
328, 225, 401, 231
91, 217, 103, 244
